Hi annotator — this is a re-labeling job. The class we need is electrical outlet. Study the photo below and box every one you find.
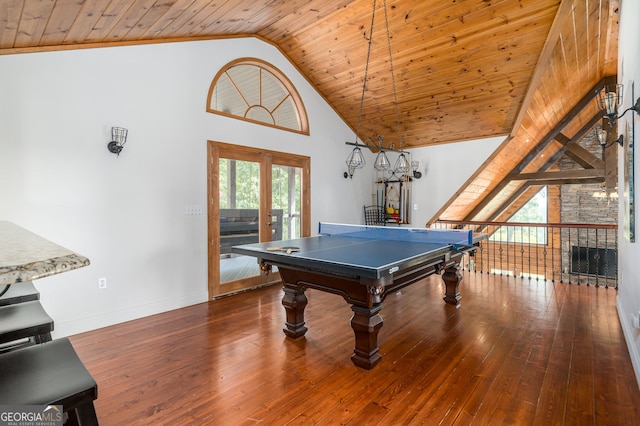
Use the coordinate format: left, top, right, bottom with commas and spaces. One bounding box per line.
98, 277, 107, 289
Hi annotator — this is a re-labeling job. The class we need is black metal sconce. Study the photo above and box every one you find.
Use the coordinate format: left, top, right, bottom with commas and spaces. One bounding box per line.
596, 84, 640, 126
107, 127, 128, 156
596, 126, 624, 150
411, 161, 422, 179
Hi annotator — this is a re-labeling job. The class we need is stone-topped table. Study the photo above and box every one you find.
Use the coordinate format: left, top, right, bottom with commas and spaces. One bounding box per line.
0, 221, 90, 287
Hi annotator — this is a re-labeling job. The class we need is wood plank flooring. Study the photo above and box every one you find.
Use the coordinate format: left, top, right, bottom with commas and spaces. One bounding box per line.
69, 272, 640, 425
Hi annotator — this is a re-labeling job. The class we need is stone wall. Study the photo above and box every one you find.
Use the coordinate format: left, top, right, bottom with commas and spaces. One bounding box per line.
558, 125, 618, 286
560, 126, 618, 224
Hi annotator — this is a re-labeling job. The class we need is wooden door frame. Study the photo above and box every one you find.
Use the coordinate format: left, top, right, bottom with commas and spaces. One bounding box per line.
207, 141, 311, 299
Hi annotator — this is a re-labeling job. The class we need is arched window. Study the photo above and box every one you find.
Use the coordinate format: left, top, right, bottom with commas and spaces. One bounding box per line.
207, 58, 309, 135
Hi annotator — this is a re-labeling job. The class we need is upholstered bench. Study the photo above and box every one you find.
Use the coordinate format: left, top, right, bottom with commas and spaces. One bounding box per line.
0, 337, 98, 425
0, 281, 40, 307
0, 300, 53, 351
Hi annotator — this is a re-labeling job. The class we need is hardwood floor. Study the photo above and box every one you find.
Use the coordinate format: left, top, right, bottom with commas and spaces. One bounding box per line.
69, 272, 640, 425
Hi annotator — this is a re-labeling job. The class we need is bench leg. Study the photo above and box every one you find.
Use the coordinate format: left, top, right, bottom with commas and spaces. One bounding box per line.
67, 403, 98, 426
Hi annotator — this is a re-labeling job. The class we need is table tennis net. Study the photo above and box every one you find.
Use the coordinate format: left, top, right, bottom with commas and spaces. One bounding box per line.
318, 222, 473, 245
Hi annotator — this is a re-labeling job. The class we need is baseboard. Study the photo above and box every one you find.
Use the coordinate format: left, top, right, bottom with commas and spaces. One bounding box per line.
617, 296, 640, 390
51, 292, 208, 338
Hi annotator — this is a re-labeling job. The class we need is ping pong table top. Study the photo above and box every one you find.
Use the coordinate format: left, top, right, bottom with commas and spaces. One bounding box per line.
231, 222, 475, 279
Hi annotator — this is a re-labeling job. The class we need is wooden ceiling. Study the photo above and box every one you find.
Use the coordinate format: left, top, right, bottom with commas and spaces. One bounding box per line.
0, 0, 620, 222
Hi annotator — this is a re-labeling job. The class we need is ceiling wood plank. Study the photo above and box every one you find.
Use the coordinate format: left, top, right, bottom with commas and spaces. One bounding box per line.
62, 0, 112, 45
0, 0, 22, 49
124, 1, 181, 40
14, 0, 55, 48
41, 0, 86, 46
105, 0, 158, 42
155, 1, 223, 39
508, 0, 572, 137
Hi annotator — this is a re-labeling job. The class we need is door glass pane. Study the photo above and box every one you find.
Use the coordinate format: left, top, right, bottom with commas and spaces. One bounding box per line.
272, 164, 302, 241
219, 159, 261, 284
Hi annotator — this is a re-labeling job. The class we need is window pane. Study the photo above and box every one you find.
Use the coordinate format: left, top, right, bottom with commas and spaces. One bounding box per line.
212, 73, 246, 115
208, 59, 308, 134
261, 73, 287, 111
272, 165, 302, 241
219, 158, 261, 284
227, 65, 260, 106
274, 97, 299, 130
246, 106, 274, 124
490, 187, 548, 244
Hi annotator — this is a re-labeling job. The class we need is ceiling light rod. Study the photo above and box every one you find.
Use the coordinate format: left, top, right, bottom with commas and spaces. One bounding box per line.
343, 0, 378, 179
344, 0, 407, 178
345, 140, 409, 154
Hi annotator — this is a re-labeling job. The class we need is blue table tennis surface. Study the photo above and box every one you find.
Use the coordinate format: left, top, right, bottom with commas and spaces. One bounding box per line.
232, 223, 473, 279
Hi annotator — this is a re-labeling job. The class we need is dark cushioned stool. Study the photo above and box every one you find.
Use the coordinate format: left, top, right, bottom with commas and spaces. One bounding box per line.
0, 281, 40, 307
0, 337, 98, 425
0, 300, 53, 350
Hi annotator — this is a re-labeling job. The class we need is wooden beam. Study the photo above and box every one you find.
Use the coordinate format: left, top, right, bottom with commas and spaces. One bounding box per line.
536, 113, 604, 171
527, 178, 604, 185
461, 79, 612, 221
564, 144, 604, 169
510, 169, 604, 182
602, 119, 619, 192
479, 113, 605, 224
509, 0, 575, 137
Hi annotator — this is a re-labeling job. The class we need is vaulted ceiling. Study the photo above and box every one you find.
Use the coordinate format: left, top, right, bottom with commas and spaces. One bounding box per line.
0, 0, 620, 222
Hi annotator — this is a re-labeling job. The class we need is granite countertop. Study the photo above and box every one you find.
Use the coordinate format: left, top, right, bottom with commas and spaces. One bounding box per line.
0, 221, 90, 285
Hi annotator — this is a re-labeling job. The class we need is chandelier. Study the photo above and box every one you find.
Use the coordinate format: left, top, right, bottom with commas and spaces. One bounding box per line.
344, 0, 411, 179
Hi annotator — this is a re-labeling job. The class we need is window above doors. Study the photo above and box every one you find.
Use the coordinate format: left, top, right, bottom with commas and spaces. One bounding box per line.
207, 58, 309, 135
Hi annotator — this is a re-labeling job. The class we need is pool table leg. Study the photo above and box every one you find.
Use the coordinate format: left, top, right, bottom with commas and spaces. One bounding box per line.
350, 304, 383, 370
282, 283, 308, 338
442, 262, 462, 305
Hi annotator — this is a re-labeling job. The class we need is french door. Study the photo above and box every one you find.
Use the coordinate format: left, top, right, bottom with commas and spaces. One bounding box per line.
207, 141, 310, 298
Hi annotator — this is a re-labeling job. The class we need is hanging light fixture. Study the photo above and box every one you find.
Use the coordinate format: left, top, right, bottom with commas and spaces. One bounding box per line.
373, 136, 391, 171
394, 152, 410, 174
345, 146, 366, 178
381, 0, 409, 177
344, 0, 408, 178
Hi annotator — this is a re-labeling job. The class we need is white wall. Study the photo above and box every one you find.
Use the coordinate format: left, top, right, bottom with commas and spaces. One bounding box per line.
616, 0, 640, 389
0, 38, 369, 336
0, 37, 496, 337
407, 136, 504, 226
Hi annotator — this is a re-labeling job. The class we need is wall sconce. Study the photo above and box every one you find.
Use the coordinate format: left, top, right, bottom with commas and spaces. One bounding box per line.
596, 84, 640, 126
107, 127, 128, 156
411, 160, 422, 179
596, 126, 623, 149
